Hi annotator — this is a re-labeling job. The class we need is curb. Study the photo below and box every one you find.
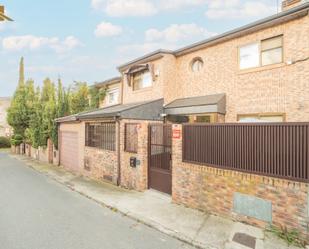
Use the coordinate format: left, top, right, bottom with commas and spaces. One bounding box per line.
10, 154, 213, 249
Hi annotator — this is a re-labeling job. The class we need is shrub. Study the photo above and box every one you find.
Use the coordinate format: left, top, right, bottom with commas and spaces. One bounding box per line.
11, 134, 23, 146
0, 136, 11, 148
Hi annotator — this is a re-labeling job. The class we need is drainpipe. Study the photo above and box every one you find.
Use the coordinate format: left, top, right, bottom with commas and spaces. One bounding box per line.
116, 117, 121, 186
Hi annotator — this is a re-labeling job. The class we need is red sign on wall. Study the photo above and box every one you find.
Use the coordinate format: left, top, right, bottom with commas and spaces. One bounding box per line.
173, 129, 181, 139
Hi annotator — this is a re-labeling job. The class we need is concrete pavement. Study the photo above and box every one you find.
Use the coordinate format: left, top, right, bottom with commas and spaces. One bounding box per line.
0, 151, 194, 249
5, 152, 304, 249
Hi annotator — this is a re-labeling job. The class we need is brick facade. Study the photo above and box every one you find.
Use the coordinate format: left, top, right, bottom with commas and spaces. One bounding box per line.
164, 15, 309, 122
119, 119, 152, 191
172, 125, 309, 238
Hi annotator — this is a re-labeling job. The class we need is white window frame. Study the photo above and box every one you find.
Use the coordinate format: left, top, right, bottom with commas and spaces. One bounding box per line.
106, 88, 119, 105
239, 35, 283, 70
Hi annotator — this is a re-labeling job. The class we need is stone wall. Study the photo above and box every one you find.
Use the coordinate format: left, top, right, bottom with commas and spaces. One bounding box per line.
172, 125, 309, 238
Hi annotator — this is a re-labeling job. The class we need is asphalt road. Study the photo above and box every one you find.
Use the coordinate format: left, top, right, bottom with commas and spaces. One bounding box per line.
0, 152, 194, 249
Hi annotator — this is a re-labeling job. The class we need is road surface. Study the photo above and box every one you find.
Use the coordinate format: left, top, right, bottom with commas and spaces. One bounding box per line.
0, 152, 194, 249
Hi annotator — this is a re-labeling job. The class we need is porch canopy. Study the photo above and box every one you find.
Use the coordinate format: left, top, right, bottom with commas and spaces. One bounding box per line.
164, 93, 226, 115
76, 99, 164, 121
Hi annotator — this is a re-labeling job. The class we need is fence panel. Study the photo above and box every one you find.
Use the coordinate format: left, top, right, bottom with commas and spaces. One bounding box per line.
183, 123, 309, 182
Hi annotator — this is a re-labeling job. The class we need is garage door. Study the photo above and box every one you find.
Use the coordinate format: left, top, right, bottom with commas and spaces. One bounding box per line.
60, 131, 79, 171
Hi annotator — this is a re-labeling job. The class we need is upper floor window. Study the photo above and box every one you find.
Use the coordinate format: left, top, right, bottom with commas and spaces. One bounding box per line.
107, 88, 119, 105
261, 36, 283, 66
239, 35, 283, 70
191, 58, 204, 72
133, 69, 152, 91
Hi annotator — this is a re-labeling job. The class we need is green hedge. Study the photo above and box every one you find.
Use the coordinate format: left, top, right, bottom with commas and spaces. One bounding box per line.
10, 134, 23, 146
0, 136, 11, 148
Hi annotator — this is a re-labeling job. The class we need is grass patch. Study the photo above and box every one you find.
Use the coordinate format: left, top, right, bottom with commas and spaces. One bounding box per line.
266, 225, 306, 248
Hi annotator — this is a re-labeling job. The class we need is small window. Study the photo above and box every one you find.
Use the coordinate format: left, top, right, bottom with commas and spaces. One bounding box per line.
195, 116, 211, 123
124, 123, 138, 153
239, 43, 259, 69
107, 88, 119, 105
261, 36, 283, 66
191, 58, 204, 72
238, 113, 285, 123
133, 70, 152, 90
85, 123, 116, 151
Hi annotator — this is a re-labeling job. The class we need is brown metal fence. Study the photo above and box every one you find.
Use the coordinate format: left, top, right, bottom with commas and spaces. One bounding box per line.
124, 123, 138, 153
85, 122, 116, 151
183, 123, 309, 182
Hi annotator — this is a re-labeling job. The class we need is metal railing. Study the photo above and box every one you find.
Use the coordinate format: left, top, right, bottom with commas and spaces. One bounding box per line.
85, 122, 116, 151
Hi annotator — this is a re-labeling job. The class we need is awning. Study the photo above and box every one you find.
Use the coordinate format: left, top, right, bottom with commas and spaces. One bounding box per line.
75, 99, 163, 121
164, 94, 226, 115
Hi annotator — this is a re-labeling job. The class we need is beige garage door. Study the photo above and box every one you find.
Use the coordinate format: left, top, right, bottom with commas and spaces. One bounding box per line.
60, 131, 79, 171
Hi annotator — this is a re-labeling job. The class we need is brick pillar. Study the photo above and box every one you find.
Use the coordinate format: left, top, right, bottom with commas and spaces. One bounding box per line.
138, 122, 149, 190
171, 124, 182, 200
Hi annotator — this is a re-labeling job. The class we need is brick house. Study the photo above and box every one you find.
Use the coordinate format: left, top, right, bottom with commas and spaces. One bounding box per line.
57, 0, 309, 237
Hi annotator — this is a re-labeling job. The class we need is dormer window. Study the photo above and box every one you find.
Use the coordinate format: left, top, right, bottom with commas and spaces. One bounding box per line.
132, 69, 152, 90
191, 58, 204, 72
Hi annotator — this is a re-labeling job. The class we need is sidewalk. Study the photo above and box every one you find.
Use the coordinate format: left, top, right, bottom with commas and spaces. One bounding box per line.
11, 153, 303, 249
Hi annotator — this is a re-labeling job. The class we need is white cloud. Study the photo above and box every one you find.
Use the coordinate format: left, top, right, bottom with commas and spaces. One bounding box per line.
91, 0, 157, 17
118, 23, 215, 63
205, 0, 277, 19
2, 35, 82, 53
94, 22, 123, 37
91, 0, 277, 19
160, 0, 206, 10
145, 23, 215, 43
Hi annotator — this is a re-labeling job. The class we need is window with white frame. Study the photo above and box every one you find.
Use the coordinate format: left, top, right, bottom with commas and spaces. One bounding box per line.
239, 43, 260, 70
107, 88, 119, 105
239, 35, 283, 70
132, 69, 152, 90
261, 36, 283, 66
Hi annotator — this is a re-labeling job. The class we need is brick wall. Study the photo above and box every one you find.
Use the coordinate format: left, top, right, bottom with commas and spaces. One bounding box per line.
83, 121, 119, 185
172, 125, 309, 238
119, 119, 151, 191
84, 146, 118, 184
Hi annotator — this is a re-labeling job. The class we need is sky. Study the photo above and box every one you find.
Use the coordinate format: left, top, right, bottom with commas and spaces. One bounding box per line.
0, 0, 282, 97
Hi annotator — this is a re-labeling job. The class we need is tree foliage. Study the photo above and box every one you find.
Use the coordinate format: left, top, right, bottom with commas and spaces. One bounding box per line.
7, 57, 104, 149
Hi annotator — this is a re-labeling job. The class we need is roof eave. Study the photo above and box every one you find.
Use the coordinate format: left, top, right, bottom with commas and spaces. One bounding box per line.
93, 77, 122, 88
174, 3, 309, 56
117, 50, 174, 72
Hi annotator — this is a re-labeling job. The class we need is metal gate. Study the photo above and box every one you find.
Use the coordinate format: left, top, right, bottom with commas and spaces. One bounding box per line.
148, 124, 172, 194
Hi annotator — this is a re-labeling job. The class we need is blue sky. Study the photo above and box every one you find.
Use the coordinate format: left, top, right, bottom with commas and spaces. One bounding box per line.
0, 0, 281, 96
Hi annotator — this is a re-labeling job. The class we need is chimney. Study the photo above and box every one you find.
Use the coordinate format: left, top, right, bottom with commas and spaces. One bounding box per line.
282, 0, 307, 11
